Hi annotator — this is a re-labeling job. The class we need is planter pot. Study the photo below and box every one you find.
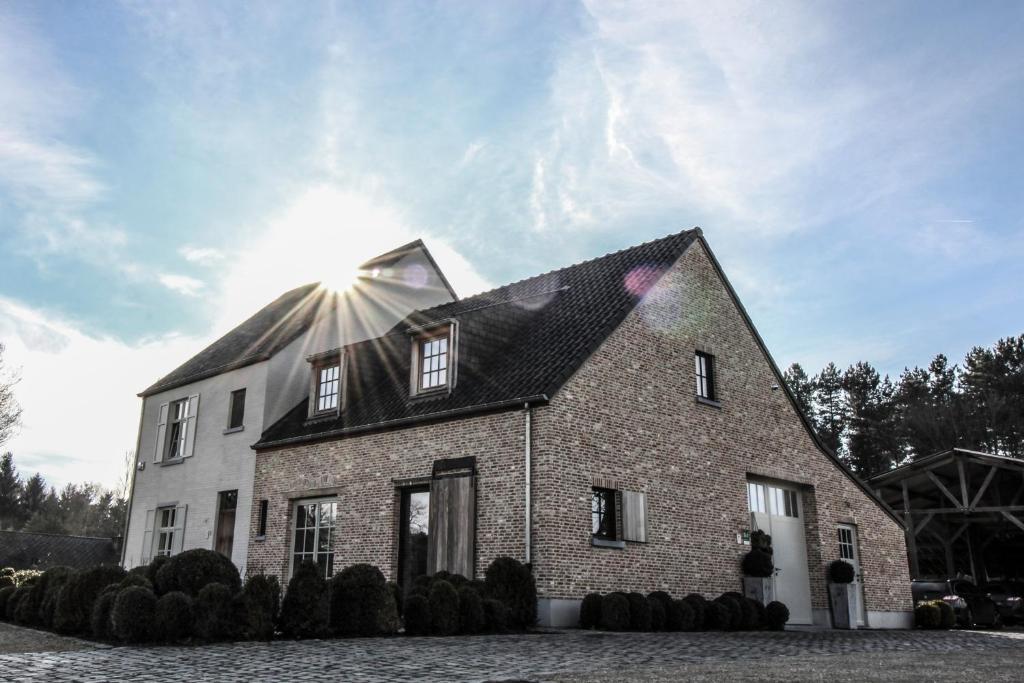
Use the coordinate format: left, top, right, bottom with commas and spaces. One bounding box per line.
829, 583, 858, 630
742, 576, 774, 605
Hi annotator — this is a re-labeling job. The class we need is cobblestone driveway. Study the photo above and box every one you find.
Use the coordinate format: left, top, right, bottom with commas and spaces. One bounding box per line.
1, 628, 1023, 682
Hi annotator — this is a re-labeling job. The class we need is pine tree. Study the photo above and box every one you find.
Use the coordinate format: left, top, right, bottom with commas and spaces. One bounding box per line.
20, 473, 47, 526
812, 363, 847, 457
842, 362, 900, 476
0, 452, 22, 530
783, 363, 815, 422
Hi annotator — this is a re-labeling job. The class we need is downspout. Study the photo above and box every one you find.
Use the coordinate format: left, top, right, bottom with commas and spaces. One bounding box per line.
524, 402, 532, 566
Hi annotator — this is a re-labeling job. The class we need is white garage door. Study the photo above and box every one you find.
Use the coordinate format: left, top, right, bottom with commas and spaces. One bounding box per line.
748, 480, 813, 625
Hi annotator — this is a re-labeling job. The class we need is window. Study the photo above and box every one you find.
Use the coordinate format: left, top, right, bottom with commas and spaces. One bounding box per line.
591, 488, 617, 540
257, 499, 268, 538
838, 527, 855, 561
695, 351, 716, 400
215, 490, 237, 558
228, 389, 246, 429
419, 336, 448, 390
291, 499, 337, 578
165, 398, 189, 460
155, 507, 177, 558
316, 364, 340, 413
748, 482, 798, 518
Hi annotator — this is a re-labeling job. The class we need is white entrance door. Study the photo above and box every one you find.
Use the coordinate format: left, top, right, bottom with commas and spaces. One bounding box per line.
748, 481, 813, 625
838, 524, 866, 626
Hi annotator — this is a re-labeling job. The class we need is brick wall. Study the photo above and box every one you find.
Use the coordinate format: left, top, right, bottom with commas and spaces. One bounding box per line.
530, 239, 912, 615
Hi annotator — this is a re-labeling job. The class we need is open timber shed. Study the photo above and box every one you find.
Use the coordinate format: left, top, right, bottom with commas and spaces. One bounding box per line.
870, 448, 1024, 581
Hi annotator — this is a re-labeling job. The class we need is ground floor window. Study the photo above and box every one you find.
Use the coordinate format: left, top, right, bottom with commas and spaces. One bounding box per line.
398, 486, 430, 592
592, 487, 618, 540
292, 498, 337, 578
155, 506, 177, 557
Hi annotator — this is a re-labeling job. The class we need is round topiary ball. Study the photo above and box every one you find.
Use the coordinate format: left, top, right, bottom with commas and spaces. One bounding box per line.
193, 583, 240, 642
705, 600, 732, 631
457, 585, 485, 635
626, 592, 652, 631
671, 599, 695, 631
403, 594, 431, 636
155, 591, 194, 643
765, 601, 790, 631
155, 549, 241, 598
329, 564, 399, 637
90, 590, 118, 640
428, 580, 460, 636
279, 560, 329, 639
742, 549, 775, 578
111, 586, 157, 643
484, 557, 537, 631
648, 596, 666, 631
599, 592, 631, 631
482, 598, 510, 633
579, 592, 602, 630
828, 560, 856, 584
683, 594, 708, 631
915, 602, 942, 629
241, 574, 280, 641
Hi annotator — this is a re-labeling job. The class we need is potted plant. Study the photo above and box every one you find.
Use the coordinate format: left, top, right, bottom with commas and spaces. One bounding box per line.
827, 559, 857, 630
741, 530, 775, 604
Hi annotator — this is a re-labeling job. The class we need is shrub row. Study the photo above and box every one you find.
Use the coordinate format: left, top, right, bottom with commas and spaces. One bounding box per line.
914, 600, 956, 630
579, 590, 789, 632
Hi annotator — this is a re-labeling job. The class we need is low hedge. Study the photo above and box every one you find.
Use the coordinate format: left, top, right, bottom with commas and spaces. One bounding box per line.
764, 601, 790, 630
28, 566, 73, 628
683, 594, 707, 631
484, 557, 536, 630
648, 596, 666, 630
626, 592, 652, 631
53, 565, 126, 635
457, 585, 484, 634
428, 580, 460, 636
111, 586, 157, 643
279, 560, 329, 639
193, 583, 240, 642
155, 549, 241, 598
155, 591, 193, 643
915, 602, 942, 629
579, 592, 602, 630
329, 564, 399, 637
670, 598, 695, 631
482, 598, 509, 633
90, 590, 117, 639
599, 592, 630, 631
241, 574, 280, 641
0, 586, 15, 618
403, 594, 431, 636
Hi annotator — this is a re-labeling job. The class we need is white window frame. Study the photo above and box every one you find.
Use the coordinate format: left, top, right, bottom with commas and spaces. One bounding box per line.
165, 398, 189, 460
747, 481, 799, 518
409, 322, 457, 397
306, 350, 345, 419
154, 506, 177, 558
289, 497, 339, 579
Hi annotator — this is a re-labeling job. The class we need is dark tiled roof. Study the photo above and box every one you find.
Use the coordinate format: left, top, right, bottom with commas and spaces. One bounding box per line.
256, 228, 700, 448
0, 530, 120, 570
140, 240, 455, 398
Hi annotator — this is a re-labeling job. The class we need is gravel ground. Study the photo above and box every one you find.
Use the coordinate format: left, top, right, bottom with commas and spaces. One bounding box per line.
0, 622, 101, 655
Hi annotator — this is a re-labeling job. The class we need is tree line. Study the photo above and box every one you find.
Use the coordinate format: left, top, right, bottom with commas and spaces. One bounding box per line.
783, 334, 1024, 478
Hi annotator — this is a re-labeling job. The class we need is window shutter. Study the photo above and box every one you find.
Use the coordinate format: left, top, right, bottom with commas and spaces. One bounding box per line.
427, 473, 476, 578
141, 508, 155, 564
171, 504, 188, 554
183, 394, 200, 457
153, 403, 169, 462
621, 490, 648, 543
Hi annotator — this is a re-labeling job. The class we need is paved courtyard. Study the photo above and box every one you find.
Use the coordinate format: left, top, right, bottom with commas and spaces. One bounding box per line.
2, 623, 1024, 682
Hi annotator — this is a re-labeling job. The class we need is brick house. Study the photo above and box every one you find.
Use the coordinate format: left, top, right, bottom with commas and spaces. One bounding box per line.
247, 229, 913, 628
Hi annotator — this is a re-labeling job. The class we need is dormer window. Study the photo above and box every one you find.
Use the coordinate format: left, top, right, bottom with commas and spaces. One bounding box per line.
409, 322, 457, 396
307, 349, 344, 418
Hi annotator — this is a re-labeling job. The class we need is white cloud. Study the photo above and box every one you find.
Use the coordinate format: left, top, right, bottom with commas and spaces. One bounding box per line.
179, 246, 225, 266
0, 297, 205, 490
158, 274, 205, 297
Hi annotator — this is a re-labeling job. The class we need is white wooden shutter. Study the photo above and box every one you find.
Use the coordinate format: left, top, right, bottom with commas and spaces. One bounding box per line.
183, 394, 200, 457
171, 504, 188, 554
141, 508, 155, 564
153, 403, 169, 462
621, 490, 648, 543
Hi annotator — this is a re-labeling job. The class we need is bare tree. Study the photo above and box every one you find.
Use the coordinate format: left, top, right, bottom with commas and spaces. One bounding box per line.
0, 343, 22, 447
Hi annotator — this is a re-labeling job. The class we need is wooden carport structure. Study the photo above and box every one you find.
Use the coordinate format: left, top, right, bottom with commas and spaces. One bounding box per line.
869, 448, 1024, 581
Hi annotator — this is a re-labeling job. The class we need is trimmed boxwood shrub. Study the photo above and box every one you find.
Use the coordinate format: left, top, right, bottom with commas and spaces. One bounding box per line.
721, 592, 757, 630
936, 600, 956, 629
145, 556, 170, 589
242, 574, 280, 641
482, 598, 509, 633
457, 585, 485, 634
111, 586, 157, 643
0, 574, 13, 590
90, 590, 117, 639
329, 564, 399, 637
742, 549, 774, 578
193, 583, 240, 642
579, 592, 602, 630
5, 586, 29, 622
0, 585, 15, 618
403, 594, 431, 636
387, 581, 402, 618
683, 594, 707, 631
155, 591, 193, 643
118, 573, 153, 591
53, 565, 126, 635
748, 597, 766, 630
28, 566, 73, 627
670, 599, 695, 631
625, 592, 651, 631
484, 557, 536, 631
915, 602, 941, 629
648, 596, 666, 631
279, 560, 329, 639
599, 592, 630, 631
155, 549, 241, 597
765, 601, 790, 631
828, 560, 855, 584
704, 600, 732, 631
428, 580, 460, 636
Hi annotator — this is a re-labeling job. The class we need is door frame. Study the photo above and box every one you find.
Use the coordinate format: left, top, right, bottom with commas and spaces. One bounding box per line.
838, 523, 867, 626
397, 484, 431, 593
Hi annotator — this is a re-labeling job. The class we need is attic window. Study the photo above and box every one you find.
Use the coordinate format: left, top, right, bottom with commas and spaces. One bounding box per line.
410, 323, 456, 396
316, 364, 340, 412
420, 336, 448, 390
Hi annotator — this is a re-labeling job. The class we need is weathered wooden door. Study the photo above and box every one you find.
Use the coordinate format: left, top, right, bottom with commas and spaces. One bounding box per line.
427, 472, 476, 579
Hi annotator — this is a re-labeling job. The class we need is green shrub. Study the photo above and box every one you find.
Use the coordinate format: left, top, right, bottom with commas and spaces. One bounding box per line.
0, 575, 13, 590
5, 586, 29, 622
915, 602, 941, 629
53, 565, 126, 635
648, 595, 666, 631
765, 601, 790, 631
111, 586, 157, 643
90, 590, 117, 640
403, 594, 431, 636
146, 556, 170, 590
718, 595, 745, 630
828, 560, 855, 584
625, 592, 651, 631
648, 591, 674, 630
482, 598, 509, 633
936, 600, 956, 629
747, 597, 766, 630
279, 560, 329, 639
0, 585, 15, 618
118, 573, 153, 591
670, 599, 695, 631
27, 566, 73, 627
457, 585, 484, 634
428, 580, 460, 636
579, 593, 602, 629
683, 594, 707, 630
599, 592, 630, 631
329, 564, 399, 637
13, 569, 41, 587
193, 583, 240, 642
410, 574, 432, 598
155, 549, 241, 597
155, 591, 193, 643
704, 600, 732, 630
387, 581, 402, 618
742, 550, 774, 578
721, 592, 757, 630
484, 557, 536, 631
241, 574, 280, 641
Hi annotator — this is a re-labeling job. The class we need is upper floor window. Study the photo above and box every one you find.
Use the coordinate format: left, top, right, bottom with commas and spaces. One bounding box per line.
695, 351, 716, 401
410, 323, 456, 396
420, 336, 448, 391
166, 398, 190, 460
316, 364, 340, 413
227, 388, 246, 430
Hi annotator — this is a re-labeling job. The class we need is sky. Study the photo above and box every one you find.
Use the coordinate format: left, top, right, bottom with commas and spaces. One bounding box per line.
1, 1, 1022, 491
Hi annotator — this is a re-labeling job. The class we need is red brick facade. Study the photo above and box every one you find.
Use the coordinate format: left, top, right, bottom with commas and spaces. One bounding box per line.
248, 238, 912, 624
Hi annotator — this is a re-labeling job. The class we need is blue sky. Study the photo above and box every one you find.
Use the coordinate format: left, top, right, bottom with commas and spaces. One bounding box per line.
1, 1, 1022, 489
